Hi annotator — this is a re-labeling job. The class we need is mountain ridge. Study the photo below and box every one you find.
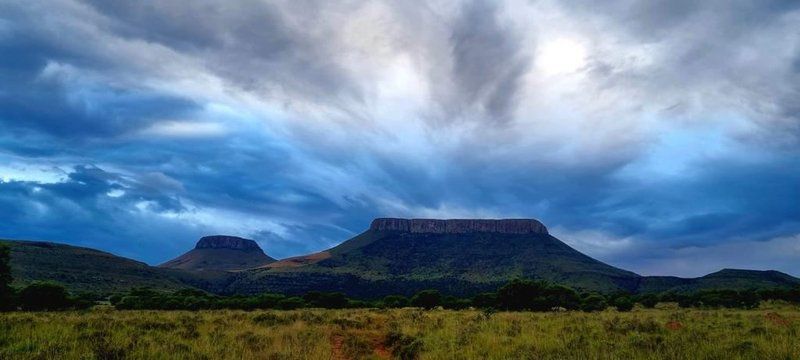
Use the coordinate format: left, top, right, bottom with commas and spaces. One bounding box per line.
2, 217, 798, 296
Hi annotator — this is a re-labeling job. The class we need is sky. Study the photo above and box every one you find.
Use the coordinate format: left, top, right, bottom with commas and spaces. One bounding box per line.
0, 0, 799, 277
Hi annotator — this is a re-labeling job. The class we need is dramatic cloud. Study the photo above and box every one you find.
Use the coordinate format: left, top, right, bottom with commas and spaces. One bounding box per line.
0, 0, 798, 275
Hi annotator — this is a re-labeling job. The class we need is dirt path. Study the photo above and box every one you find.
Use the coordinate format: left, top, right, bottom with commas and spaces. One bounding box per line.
373, 340, 391, 359
330, 334, 391, 360
330, 335, 346, 360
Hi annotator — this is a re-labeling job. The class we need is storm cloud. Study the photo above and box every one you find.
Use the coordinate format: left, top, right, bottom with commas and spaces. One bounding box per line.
0, 0, 798, 276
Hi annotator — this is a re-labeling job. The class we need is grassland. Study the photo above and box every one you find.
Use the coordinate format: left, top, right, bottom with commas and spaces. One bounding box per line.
1, 304, 798, 359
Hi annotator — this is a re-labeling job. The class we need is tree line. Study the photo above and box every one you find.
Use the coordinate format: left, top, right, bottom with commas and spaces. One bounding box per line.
2, 244, 800, 312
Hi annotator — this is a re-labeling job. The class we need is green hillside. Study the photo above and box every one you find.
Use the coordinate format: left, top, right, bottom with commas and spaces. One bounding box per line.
4, 219, 799, 299
225, 224, 642, 297
2, 239, 211, 294
225, 219, 800, 298
638, 269, 800, 294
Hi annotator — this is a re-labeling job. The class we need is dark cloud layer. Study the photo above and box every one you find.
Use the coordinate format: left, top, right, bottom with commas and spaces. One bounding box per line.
449, 0, 528, 121
0, 0, 798, 276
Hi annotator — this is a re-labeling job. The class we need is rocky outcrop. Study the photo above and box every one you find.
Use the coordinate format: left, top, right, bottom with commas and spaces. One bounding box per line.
159, 235, 276, 271
369, 218, 548, 235
195, 235, 263, 252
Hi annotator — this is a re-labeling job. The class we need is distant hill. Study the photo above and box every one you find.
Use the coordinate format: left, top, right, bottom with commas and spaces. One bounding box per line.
4, 218, 799, 297
2, 239, 190, 293
638, 269, 800, 294
159, 235, 276, 271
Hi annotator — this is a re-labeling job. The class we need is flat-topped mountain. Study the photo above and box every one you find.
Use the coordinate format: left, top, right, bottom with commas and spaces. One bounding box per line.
230, 218, 641, 296
160, 235, 276, 271
230, 218, 800, 297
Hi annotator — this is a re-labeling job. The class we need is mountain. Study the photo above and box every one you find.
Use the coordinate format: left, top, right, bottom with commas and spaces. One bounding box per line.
159, 235, 276, 271
225, 218, 643, 297
2, 239, 191, 293
637, 269, 800, 294
4, 218, 799, 297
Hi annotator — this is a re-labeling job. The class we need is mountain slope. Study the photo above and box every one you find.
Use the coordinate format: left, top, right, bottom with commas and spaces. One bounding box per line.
228, 218, 642, 297
638, 269, 800, 294
160, 235, 276, 271
2, 239, 193, 293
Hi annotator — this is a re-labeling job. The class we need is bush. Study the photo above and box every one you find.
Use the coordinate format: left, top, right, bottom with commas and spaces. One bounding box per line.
581, 294, 607, 312
385, 329, 422, 360
471, 292, 497, 309
638, 294, 659, 308
109, 294, 124, 306
255, 293, 286, 309
304, 291, 348, 309
0, 244, 13, 311
411, 290, 442, 310
72, 292, 101, 309
613, 296, 634, 312
382, 295, 410, 308
278, 296, 306, 310
694, 290, 761, 309
759, 286, 800, 303
496, 279, 581, 311
442, 295, 471, 310
18, 282, 73, 311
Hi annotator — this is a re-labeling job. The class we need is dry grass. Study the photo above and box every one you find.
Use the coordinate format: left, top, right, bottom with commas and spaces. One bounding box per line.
1, 303, 798, 359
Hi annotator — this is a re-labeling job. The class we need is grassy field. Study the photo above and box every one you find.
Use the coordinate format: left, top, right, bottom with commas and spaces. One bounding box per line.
1, 304, 798, 359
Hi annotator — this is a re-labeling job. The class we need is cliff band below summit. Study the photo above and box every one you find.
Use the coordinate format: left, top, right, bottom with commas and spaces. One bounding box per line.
369, 218, 548, 234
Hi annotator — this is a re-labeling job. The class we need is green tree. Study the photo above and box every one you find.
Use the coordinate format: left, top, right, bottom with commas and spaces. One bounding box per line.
304, 292, 349, 309
411, 289, 442, 309
278, 296, 306, 310
613, 296, 634, 312
496, 278, 543, 310
580, 294, 607, 312
0, 244, 13, 310
637, 294, 659, 309
471, 292, 498, 309
18, 282, 73, 311
255, 293, 286, 309
442, 295, 471, 310
382, 295, 410, 308
496, 278, 580, 311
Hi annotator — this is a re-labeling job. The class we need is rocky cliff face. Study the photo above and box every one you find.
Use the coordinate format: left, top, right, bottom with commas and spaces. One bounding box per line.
195, 235, 263, 252
369, 218, 548, 235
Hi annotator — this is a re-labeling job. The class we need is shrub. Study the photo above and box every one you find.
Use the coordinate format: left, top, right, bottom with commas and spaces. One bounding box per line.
581, 294, 607, 312
442, 295, 471, 310
383, 295, 410, 308
496, 279, 581, 311
385, 329, 422, 360
638, 294, 659, 309
471, 292, 497, 309
411, 290, 442, 310
18, 282, 73, 311
0, 244, 13, 311
304, 292, 348, 309
277, 296, 306, 310
109, 294, 124, 306
255, 293, 286, 309
613, 296, 634, 312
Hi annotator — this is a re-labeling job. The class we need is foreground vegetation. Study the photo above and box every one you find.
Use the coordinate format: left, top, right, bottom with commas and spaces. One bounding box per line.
1, 304, 798, 359
4, 243, 800, 358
